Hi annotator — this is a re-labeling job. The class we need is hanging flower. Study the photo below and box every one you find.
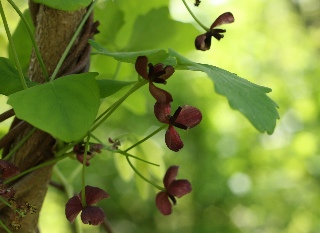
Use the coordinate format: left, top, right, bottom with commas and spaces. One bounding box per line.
135, 56, 174, 104
154, 102, 202, 152
73, 143, 103, 166
65, 185, 110, 225
195, 12, 234, 51
155, 166, 192, 215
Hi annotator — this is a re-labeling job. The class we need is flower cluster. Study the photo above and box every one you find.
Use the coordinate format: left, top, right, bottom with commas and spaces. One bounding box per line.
135, 56, 202, 152
65, 185, 110, 225
156, 166, 192, 215
0, 160, 37, 230
195, 12, 235, 51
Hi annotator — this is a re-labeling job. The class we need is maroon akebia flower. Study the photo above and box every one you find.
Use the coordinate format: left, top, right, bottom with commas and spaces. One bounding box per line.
156, 166, 192, 215
154, 102, 202, 152
108, 137, 121, 150
65, 185, 110, 225
194, 0, 201, 6
195, 12, 234, 51
0, 160, 19, 199
73, 143, 103, 166
0, 160, 20, 181
135, 56, 174, 104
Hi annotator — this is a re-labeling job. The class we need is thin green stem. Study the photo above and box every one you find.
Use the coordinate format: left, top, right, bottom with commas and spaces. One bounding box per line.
125, 155, 164, 191
182, 0, 209, 31
4, 141, 79, 184
89, 133, 159, 166
6, 0, 49, 81
0, 196, 26, 218
116, 150, 159, 167
93, 99, 118, 124
91, 79, 148, 132
53, 166, 83, 233
3, 128, 36, 161
81, 135, 90, 207
0, 218, 11, 233
0, 0, 27, 89
112, 61, 122, 80
124, 125, 167, 152
50, 0, 98, 81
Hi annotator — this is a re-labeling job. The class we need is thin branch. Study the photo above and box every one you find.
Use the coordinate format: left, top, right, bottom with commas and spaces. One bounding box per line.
0, 109, 14, 123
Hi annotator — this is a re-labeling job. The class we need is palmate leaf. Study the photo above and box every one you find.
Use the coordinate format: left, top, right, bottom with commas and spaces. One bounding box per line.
0, 57, 38, 96
7, 73, 100, 142
89, 40, 169, 65
8, 9, 34, 74
97, 79, 135, 98
169, 49, 279, 134
32, 0, 91, 11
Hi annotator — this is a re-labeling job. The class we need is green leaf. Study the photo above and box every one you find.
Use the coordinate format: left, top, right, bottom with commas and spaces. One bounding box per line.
89, 40, 169, 64
123, 7, 199, 53
7, 73, 100, 142
8, 9, 34, 74
97, 79, 135, 98
169, 49, 279, 134
94, 1, 124, 50
0, 57, 38, 96
32, 0, 91, 11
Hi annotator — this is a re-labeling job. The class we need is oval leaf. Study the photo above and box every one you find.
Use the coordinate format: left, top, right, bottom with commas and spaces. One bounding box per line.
0, 57, 38, 96
7, 73, 100, 142
169, 49, 279, 134
89, 40, 168, 65
97, 79, 135, 98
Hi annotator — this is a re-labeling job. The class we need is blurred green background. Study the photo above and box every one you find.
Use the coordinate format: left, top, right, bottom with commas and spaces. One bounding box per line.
1, 0, 320, 232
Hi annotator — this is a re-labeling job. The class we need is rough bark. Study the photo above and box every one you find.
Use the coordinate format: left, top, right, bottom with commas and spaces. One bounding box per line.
0, 3, 86, 233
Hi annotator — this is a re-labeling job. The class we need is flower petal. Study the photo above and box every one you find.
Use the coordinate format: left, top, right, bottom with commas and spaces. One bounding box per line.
195, 32, 212, 51
165, 125, 184, 152
210, 12, 234, 29
0, 160, 20, 179
154, 66, 175, 83
81, 206, 105, 225
149, 82, 173, 104
175, 105, 202, 129
135, 56, 149, 80
82, 185, 110, 206
211, 29, 226, 41
167, 179, 192, 198
76, 153, 93, 166
163, 166, 179, 188
65, 195, 82, 223
89, 143, 103, 153
154, 102, 171, 124
155, 191, 172, 215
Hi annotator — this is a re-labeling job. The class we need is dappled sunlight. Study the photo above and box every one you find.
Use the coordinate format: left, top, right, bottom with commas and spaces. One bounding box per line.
1, 0, 320, 232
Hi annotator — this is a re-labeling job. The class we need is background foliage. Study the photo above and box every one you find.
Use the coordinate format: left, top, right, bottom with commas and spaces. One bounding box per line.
1, 0, 320, 232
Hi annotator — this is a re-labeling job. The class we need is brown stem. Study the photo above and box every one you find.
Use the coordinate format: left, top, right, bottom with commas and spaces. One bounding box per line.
0, 109, 14, 123
0, 4, 94, 232
0, 121, 28, 150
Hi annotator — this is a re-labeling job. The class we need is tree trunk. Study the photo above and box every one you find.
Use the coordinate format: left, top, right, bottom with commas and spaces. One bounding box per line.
0, 2, 88, 232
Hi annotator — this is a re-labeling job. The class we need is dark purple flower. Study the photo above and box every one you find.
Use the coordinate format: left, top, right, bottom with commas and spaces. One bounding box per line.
73, 143, 103, 166
135, 56, 174, 104
154, 102, 202, 152
195, 12, 234, 51
0, 160, 20, 180
194, 0, 201, 6
155, 166, 192, 215
65, 185, 110, 225
108, 138, 121, 150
